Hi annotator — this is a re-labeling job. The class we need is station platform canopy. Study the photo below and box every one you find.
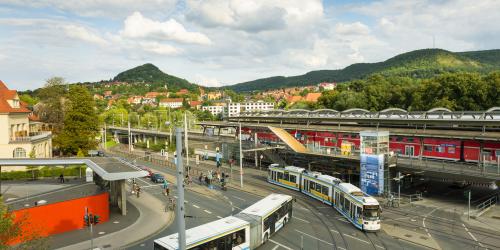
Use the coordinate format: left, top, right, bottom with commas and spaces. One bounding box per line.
0, 157, 147, 181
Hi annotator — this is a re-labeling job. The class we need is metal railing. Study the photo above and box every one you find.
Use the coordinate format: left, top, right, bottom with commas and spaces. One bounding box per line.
9, 131, 51, 143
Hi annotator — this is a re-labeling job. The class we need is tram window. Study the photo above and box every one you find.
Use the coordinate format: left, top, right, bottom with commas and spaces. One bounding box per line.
345, 199, 351, 211
290, 175, 296, 183
356, 206, 361, 218
310, 182, 315, 191
284, 172, 289, 181
424, 145, 433, 152
315, 183, 322, 193
277, 172, 283, 180
322, 186, 328, 195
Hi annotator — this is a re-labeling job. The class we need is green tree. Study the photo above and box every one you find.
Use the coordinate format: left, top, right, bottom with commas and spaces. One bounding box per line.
19, 94, 38, 107
36, 77, 66, 134
55, 86, 99, 155
0, 199, 49, 249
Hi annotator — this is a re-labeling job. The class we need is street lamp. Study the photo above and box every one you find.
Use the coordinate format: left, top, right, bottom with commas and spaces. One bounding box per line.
393, 172, 411, 201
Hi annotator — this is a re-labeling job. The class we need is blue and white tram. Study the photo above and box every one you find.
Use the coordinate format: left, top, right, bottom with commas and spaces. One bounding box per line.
267, 165, 381, 231
333, 183, 381, 231
267, 165, 305, 191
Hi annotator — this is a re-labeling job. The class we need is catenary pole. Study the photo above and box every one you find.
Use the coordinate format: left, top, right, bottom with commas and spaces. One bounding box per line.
239, 122, 243, 188
184, 112, 189, 170
175, 128, 187, 250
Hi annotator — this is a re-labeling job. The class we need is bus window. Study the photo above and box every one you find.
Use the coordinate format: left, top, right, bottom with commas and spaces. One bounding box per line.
232, 229, 245, 247
264, 217, 270, 231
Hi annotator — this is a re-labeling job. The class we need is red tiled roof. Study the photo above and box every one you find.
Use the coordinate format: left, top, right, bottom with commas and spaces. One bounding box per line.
160, 98, 183, 103
287, 95, 302, 103
0, 80, 31, 113
189, 101, 202, 106
28, 113, 40, 121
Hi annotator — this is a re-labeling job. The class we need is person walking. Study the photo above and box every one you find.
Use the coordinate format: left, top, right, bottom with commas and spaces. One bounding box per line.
163, 179, 170, 196
59, 173, 65, 183
135, 184, 141, 198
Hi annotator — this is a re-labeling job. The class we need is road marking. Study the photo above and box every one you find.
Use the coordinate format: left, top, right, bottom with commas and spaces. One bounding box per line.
342, 233, 370, 244
232, 195, 245, 201
317, 206, 330, 209
193, 204, 200, 209
295, 229, 334, 246
217, 216, 223, 219
422, 207, 438, 237
292, 216, 310, 223
135, 178, 151, 185
272, 245, 279, 250
337, 218, 350, 223
462, 224, 485, 248
269, 239, 293, 250
184, 200, 189, 203
295, 205, 308, 211
139, 184, 163, 188
204, 209, 212, 214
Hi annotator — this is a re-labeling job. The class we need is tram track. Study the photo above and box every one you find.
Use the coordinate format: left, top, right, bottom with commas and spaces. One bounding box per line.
382, 206, 499, 249
243, 176, 349, 250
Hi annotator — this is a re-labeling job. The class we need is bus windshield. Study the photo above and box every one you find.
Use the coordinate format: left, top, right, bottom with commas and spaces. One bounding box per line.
363, 208, 380, 220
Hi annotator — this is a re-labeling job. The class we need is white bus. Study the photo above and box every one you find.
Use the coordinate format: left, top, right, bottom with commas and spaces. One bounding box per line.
235, 193, 293, 246
153, 194, 293, 250
153, 216, 250, 250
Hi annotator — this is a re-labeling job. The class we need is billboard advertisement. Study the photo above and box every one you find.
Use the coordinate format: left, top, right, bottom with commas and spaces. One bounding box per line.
360, 154, 384, 195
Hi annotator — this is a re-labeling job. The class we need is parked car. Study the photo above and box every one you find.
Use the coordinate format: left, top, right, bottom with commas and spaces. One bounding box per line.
97, 150, 105, 157
139, 166, 153, 178
151, 173, 165, 183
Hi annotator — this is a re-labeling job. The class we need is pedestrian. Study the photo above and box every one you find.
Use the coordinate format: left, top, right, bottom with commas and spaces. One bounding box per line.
199, 173, 203, 183
136, 184, 141, 198
163, 179, 170, 196
59, 173, 65, 183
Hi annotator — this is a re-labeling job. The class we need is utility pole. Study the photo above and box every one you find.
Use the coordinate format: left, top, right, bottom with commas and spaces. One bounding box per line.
175, 128, 187, 250
85, 207, 94, 250
128, 121, 131, 152
398, 172, 401, 201
254, 132, 258, 167
184, 112, 189, 170
239, 122, 243, 188
468, 190, 471, 220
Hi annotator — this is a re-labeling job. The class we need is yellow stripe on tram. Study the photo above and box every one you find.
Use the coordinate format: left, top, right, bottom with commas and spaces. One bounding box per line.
310, 189, 330, 202
278, 179, 298, 188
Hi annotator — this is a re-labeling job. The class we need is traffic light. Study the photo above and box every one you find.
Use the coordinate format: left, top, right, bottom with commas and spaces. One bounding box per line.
84, 215, 90, 227
93, 215, 100, 224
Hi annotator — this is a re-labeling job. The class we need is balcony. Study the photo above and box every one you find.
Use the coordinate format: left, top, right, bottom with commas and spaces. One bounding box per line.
9, 131, 52, 143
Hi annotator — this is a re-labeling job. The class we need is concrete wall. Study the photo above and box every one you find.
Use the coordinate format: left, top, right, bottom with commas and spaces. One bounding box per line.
9, 192, 110, 245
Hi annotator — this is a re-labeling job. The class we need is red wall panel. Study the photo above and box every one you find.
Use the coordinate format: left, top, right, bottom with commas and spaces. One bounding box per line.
10, 192, 109, 244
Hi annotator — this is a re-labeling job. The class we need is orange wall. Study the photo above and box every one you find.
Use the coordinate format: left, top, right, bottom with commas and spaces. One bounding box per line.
11, 192, 109, 244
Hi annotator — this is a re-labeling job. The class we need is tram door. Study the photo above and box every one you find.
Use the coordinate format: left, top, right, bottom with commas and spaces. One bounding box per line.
405, 146, 414, 157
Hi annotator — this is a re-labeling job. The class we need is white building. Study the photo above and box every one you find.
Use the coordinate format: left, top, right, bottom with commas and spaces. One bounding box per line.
227, 100, 275, 117
0, 80, 52, 159
159, 98, 183, 109
202, 105, 224, 116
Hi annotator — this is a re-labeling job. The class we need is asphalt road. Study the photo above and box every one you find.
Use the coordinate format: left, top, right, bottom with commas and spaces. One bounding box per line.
109, 149, 500, 250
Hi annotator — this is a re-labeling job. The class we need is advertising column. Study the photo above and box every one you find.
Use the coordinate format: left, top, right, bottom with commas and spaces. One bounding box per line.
360, 131, 389, 196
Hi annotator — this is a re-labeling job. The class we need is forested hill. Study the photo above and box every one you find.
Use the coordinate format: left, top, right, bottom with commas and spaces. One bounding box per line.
113, 63, 198, 92
227, 49, 500, 92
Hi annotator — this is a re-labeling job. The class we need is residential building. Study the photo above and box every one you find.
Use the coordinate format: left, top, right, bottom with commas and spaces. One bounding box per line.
176, 89, 189, 96
104, 90, 112, 99
227, 100, 275, 117
189, 100, 202, 110
127, 96, 143, 105
202, 105, 224, 116
318, 82, 337, 90
227, 102, 241, 117
159, 98, 183, 108
0, 81, 52, 158
207, 91, 222, 100
287, 95, 303, 104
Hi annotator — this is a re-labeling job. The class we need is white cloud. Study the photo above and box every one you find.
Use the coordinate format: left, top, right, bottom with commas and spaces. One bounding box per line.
194, 74, 221, 87
2, 0, 178, 17
186, 0, 323, 32
121, 12, 211, 45
335, 22, 370, 36
63, 25, 108, 46
138, 41, 181, 55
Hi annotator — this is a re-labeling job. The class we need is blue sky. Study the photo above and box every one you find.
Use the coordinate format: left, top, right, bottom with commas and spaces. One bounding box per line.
0, 0, 499, 90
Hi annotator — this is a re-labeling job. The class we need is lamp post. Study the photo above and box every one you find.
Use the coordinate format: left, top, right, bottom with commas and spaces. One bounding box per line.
239, 122, 243, 188
259, 154, 263, 170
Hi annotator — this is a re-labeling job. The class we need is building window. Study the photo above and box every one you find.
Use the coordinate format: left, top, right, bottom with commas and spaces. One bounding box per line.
13, 147, 26, 158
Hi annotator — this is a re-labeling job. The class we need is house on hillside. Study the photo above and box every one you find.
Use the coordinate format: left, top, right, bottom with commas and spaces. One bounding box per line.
159, 98, 183, 109
104, 90, 112, 99
93, 94, 104, 100
207, 91, 222, 100
287, 95, 302, 104
318, 82, 337, 91
189, 100, 202, 110
127, 96, 142, 105
202, 105, 224, 116
176, 89, 189, 96
0, 80, 52, 158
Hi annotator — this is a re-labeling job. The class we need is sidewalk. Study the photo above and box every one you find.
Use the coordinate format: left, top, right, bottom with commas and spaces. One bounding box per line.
462, 206, 500, 232
56, 191, 174, 250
